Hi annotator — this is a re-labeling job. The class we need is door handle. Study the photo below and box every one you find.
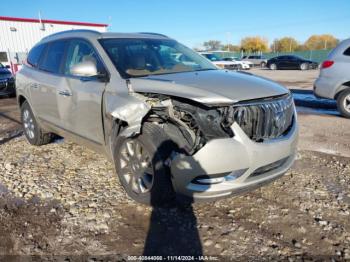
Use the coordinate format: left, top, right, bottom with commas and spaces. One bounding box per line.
30, 83, 39, 88
58, 90, 72, 97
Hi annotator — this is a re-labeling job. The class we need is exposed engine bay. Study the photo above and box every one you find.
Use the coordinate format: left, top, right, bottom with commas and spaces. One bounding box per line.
142, 93, 235, 154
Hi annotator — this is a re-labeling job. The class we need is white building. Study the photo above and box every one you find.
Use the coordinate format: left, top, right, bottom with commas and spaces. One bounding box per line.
0, 16, 108, 72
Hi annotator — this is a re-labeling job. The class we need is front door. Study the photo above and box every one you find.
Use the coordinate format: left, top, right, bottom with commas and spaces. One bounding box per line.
57, 39, 107, 145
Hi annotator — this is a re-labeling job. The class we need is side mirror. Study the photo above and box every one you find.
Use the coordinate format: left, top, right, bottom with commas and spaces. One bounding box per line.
70, 60, 98, 77
5, 65, 10, 69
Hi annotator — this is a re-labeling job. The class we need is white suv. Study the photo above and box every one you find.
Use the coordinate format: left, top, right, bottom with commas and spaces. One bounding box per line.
314, 38, 350, 118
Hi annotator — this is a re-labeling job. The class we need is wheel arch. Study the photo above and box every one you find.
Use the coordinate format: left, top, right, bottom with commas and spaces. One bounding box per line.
334, 81, 350, 100
18, 94, 27, 107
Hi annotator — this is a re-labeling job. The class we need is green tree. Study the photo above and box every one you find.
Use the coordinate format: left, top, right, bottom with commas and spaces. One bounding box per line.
241, 36, 269, 52
271, 37, 299, 52
304, 34, 339, 50
203, 40, 222, 51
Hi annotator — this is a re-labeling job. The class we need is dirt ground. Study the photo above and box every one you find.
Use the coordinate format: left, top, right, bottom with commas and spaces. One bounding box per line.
0, 69, 349, 261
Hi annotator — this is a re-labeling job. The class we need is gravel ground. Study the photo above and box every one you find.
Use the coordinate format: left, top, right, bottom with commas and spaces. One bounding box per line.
0, 69, 349, 260
0, 138, 349, 260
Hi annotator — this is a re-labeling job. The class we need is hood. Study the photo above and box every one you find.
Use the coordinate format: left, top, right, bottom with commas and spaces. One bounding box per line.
130, 69, 289, 105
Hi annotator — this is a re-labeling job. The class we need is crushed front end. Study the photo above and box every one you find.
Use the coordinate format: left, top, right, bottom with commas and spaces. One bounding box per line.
166, 93, 298, 201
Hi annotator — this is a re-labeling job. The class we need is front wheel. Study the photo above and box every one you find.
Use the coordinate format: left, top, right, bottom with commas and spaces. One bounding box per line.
300, 63, 309, 70
337, 89, 350, 118
113, 123, 177, 206
21, 101, 53, 146
269, 63, 277, 70
260, 61, 266, 68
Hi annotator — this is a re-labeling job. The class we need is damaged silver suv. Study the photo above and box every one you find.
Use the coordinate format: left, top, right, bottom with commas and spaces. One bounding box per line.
16, 30, 298, 205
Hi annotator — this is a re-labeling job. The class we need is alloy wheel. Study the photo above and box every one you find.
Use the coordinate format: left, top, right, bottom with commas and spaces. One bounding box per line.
119, 139, 154, 194
23, 109, 35, 139
343, 94, 350, 113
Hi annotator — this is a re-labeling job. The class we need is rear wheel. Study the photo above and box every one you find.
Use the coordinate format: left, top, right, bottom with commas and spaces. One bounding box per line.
269, 63, 277, 70
113, 123, 177, 206
260, 61, 266, 68
337, 89, 350, 118
21, 101, 53, 146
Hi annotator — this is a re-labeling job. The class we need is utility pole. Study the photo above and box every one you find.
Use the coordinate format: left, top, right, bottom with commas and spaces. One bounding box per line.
226, 32, 232, 51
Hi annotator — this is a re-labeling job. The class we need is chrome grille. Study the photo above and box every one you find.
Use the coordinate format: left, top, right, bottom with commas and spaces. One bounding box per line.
232, 94, 294, 141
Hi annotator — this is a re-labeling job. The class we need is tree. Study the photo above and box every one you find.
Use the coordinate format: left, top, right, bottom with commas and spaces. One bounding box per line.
222, 44, 240, 52
271, 37, 299, 52
241, 36, 269, 52
304, 34, 339, 50
203, 40, 222, 51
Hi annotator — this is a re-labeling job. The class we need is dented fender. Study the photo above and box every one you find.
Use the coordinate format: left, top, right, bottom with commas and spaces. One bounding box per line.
105, 92, 151, 137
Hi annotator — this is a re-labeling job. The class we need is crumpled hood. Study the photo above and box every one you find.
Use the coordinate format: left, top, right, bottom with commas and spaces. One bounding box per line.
130, 69, 289, 105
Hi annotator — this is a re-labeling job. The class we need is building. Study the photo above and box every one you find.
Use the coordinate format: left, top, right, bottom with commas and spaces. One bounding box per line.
0, 16, 108, 72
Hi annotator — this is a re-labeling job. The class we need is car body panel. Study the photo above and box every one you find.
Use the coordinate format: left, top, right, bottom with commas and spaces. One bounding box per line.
16, 30, 298, 203
267, 55, 318, 70
171, 120, 298, 201
242, 55, 267, 66
314, 38, 350, 99
130, 69, 289, 104
0, 66, 15, 96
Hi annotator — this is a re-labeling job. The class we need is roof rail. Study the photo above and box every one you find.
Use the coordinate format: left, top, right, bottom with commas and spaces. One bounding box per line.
138, 32, 168, 38
42, 29, 101, 40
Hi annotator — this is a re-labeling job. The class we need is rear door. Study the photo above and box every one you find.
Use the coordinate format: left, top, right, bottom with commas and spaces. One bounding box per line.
29, 40, 67, 126
58, 38, 107, 145
288, 56, 300, 69
277, 56, 288, 68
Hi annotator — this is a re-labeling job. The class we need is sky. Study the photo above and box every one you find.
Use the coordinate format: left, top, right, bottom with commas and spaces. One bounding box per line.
1, 0, 350, 48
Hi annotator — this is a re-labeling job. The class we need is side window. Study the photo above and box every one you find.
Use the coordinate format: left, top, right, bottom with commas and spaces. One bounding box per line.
27, 44, 47, 68
39, 41, 67, 73
343, 47, 350, 56
64, 39, 103, 76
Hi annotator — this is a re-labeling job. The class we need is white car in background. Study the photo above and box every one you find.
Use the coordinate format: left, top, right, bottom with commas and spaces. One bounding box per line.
222, 57, 252, 70
199, 52, 240, 70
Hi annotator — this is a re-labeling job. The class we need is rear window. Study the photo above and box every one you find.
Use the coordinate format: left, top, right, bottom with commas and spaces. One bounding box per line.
344, 47, 350, 56
27, 44, 47, 67
39, 40, 67, 74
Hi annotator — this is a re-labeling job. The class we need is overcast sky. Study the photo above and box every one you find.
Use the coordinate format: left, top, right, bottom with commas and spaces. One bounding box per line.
2, 0, 350, 48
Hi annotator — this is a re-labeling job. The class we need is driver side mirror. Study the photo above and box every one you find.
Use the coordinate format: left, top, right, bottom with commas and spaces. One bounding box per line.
70, 60, 98, 77
70, 60, 108, 82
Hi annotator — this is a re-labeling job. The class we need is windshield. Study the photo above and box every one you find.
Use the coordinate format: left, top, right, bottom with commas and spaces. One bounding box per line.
202, 53, 221, 61
99, 38, 217, 78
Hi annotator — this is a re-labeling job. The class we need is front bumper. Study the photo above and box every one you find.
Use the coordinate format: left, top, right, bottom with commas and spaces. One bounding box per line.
170, 120, 298, 201
314, 76, 337, 99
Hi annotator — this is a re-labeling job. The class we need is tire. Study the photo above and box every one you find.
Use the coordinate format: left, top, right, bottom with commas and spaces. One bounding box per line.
237, 64, 242, 70
336, 89, 350, 118
269, 63, 277, 70
113, 123, 177, 206
300, 63, 309, 70
260, 61, 266, 68
21, 101, 53, 146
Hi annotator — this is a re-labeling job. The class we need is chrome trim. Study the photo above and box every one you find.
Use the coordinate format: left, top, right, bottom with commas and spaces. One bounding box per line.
232, 94, 294, 141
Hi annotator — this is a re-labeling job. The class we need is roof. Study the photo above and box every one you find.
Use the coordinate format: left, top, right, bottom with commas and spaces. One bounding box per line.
0, 16, 108, 27
40, 30, 170, 43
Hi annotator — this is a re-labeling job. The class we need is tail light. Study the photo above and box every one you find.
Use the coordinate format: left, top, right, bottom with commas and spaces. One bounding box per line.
321, 60, 334, 69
